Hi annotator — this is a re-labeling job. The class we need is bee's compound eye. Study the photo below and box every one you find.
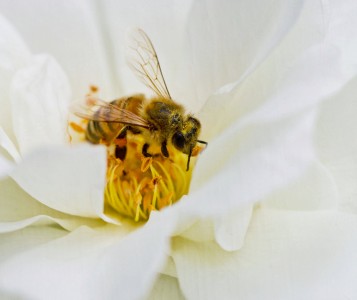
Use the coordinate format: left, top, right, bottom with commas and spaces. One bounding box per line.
172, 132, 185, 149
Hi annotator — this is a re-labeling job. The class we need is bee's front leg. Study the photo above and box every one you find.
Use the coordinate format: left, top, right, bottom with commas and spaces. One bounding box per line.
142, 143, 152, 157
161, 140, 169, 158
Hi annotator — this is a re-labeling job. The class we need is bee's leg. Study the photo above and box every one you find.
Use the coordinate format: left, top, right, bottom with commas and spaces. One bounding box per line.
115, 127, 128, 160
161, 140, 169, 158
142, 143, 152, 157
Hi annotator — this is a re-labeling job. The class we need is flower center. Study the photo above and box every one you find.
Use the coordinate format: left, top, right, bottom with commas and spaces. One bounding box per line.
68, 120, 200, 222
105, 133, 193, 221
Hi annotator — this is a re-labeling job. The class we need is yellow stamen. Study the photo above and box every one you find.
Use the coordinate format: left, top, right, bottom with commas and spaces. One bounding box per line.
141, 157, 152, 172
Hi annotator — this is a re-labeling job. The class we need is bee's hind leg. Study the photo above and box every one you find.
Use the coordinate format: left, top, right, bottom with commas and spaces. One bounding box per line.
142, 143, 153, 157
142, 139, 169, 158
114, 127, 128, 160
161, 140, 169, 158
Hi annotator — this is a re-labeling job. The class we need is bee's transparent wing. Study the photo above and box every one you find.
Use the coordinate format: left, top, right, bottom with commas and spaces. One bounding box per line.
70, 96, 151, 129
126, 28, 172, 100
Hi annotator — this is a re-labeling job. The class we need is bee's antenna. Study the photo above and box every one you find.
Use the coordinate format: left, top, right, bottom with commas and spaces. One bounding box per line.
186, 147, 193, 171
197, 140, 208, 146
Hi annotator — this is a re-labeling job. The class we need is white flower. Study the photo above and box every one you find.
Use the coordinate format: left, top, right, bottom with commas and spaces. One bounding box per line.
1, 1, 357, 299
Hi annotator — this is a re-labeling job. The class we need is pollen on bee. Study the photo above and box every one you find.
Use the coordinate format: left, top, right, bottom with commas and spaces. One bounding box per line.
114, 138, 127, 148
191, 145, 204, 157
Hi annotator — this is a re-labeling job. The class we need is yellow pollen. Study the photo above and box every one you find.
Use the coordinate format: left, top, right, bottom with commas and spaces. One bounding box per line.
69, 122, 85, 133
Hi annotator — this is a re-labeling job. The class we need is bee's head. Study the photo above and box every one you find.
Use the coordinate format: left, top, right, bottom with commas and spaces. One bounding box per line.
172, 116, 202, 170
172, 116, 200, 154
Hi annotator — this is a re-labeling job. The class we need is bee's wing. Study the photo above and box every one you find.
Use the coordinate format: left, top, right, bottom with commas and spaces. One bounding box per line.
126, 28, 172, 100
70, 97, 151, 129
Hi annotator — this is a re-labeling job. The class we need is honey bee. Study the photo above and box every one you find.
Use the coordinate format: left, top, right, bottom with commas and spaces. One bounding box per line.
73, 28, 207, 171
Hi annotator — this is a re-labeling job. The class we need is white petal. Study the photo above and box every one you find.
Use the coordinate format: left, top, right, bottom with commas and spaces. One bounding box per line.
0, 13, 31, 144
198, 0, 357, 142
177, 206, 253, 252
0, 216, 63, 234
0, 212, 108, 234
199, 44, 347, 142
96, 0, 196, 98
263, 160, 338, 210
178, 0, 303, 111
160, 255, 178, 278
0, 177, 59, 221
0, 213, 173, 300
187, 109, 316, 217
0, 225, 67, 264
0, 155, 13, 179
213, 205, 253, 251
312, 0, 357, 213
0, 177, 106, 233
0, 226, 127, 300
178, 217, 215, 243
327, 0, 357, 78
170, 108, 317, 251
10, 144, 107, 219
0, 13, 30, 71
0, 126, 17, 177
0, 1, 116, 100
172, 209, 357, 300
11, 54, 71, 154
148, 274, 185, 300
176, 0, 357, 251
0, 127, 20, 162
87, 212, 174, 299
316, 77, 357, 213
182, 26, 356, 218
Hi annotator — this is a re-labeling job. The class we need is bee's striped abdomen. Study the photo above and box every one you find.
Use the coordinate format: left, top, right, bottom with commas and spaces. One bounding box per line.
85, 111, 122, 144
85, 95, 144, 145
